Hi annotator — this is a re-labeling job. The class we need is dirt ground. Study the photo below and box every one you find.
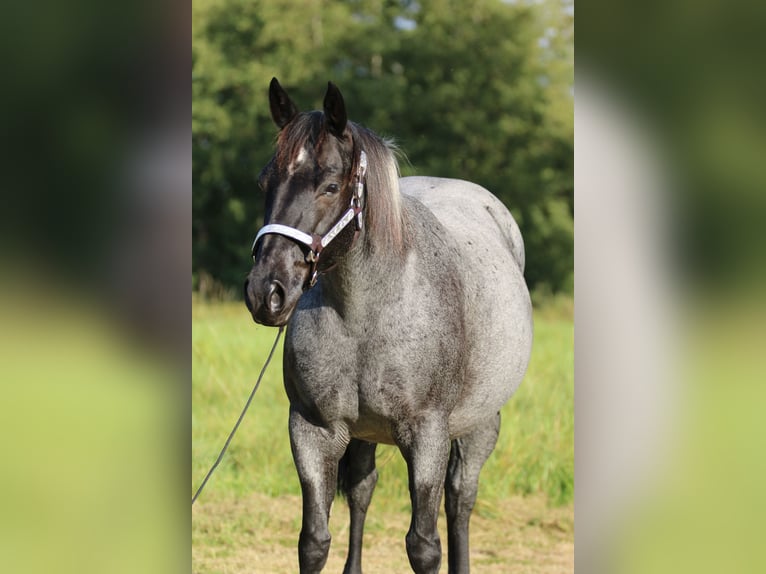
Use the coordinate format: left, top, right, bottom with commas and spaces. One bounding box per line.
192, 492, 573, 573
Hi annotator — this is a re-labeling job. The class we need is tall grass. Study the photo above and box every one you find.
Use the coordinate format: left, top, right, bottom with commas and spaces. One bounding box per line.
192, 298, 573, 508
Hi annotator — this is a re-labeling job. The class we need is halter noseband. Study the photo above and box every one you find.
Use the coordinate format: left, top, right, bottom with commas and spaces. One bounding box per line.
251, 150, 367, 288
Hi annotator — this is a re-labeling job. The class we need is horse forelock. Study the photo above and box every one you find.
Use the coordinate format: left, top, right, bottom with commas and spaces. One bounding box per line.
274, 112, 407, 256
275, 112, 324, 171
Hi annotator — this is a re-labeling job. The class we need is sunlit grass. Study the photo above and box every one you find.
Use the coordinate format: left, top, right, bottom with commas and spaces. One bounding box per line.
192, 297, 573, 507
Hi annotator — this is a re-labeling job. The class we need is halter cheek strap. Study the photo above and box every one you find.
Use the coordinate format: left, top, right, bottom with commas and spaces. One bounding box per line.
251, 150, 367, 288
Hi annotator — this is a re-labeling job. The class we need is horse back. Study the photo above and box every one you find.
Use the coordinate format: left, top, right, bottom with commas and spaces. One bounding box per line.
401, 176, 526, 272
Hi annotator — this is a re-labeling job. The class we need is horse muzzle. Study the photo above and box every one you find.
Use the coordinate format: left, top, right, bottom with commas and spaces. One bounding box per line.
244, 242, 309, 326
244, 276, 297, 326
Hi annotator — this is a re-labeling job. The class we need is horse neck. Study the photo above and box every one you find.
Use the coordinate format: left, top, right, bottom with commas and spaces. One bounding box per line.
319, 224, 409, 322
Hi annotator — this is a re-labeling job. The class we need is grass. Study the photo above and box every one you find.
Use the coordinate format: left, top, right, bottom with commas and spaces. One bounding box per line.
192, 491, 573, 573
192, 296, 573, 572
192, 296, 573, 508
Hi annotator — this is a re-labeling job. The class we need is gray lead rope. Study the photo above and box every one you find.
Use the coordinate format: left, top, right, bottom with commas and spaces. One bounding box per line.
192, 325, 284, 506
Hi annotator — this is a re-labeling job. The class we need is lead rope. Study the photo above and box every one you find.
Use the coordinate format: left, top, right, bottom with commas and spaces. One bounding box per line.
192, 325, 285, 505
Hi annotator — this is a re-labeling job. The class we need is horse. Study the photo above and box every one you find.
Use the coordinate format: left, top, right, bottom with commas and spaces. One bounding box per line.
244, 78, 532, 574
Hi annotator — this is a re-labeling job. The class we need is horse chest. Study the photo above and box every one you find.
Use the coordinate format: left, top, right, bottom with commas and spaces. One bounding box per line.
286, 325, 456, 443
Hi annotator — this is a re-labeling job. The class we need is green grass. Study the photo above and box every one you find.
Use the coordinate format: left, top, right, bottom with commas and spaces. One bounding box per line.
192, 297, 573, 508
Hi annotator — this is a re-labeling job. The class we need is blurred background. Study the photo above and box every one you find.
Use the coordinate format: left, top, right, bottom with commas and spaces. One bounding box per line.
577, 1, 766, 573
0, 0, 189, 572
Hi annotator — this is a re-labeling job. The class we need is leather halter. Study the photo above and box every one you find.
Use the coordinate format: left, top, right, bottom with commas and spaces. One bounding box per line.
252, 150, 367, 287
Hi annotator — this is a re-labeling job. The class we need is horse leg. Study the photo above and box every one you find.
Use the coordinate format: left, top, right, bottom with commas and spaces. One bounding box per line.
289, 408, 349, 574
444, 412, 501, 574
339, 439, 378, 574
396, 414, 451, 574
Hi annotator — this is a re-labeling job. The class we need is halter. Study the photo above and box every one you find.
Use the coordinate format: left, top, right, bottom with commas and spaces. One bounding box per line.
252, 150, 367, 287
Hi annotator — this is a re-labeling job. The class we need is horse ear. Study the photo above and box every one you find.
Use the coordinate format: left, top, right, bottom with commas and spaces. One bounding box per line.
323, 81, 347, 137
269, 77, 298, 129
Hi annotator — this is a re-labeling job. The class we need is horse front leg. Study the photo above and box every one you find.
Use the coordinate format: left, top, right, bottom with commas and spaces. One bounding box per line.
289, 408, 349, 574
396, 413, 451, 574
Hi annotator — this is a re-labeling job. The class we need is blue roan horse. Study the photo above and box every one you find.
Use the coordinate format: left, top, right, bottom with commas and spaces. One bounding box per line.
245, 78, 533, 574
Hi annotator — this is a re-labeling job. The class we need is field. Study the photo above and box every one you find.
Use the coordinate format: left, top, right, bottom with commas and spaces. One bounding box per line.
192, 297, 573, 572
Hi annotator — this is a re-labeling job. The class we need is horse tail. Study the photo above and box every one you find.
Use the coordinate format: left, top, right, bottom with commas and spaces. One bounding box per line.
482, 190, 526, 273
491, 202, 526, 273
337, 440, 378, 499
337, 443, 353, 498
506, 217, 526, 273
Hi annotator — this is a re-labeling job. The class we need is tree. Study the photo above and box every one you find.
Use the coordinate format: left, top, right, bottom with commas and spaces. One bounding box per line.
192, 0, 573, 295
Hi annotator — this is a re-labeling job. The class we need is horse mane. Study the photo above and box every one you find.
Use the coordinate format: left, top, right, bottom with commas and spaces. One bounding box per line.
275, 112, 408, 258
348, 122, 408, 257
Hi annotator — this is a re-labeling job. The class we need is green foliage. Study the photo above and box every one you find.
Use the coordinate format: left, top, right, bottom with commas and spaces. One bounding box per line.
192, 298, 573, 506
193, 0, 573, 294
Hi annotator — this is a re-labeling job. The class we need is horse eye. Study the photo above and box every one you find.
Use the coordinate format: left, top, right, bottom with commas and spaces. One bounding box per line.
324, 183, 340, 196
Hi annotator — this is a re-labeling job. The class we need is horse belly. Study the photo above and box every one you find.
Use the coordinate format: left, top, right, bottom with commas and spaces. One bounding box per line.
449, 266, 532, 436
348, 410, 396, 444
402, 177, 533, 437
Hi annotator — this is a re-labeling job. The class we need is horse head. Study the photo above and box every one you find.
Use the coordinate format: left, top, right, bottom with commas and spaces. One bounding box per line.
245, 78, 361, 326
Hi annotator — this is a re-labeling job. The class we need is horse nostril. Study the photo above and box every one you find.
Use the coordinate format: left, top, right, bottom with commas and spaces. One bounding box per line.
266, 280, 285, 314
